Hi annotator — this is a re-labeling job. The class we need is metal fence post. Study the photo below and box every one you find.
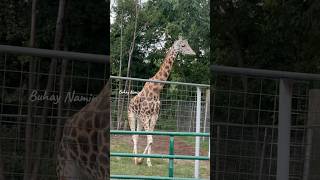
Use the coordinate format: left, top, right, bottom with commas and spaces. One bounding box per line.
195, 86, 201, 178
277, 79, 292, 180
168, 136, 174, 177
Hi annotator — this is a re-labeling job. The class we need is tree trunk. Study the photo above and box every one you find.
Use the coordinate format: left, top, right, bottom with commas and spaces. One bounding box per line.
54, 9, 69, 153
230, 31, 248, 92
215, 125, 220, 180
189, 103, 194, 132
115, 10, 124, 130
23, 0, 38, 180
0, 147, 4, 180
115, 9, 124, 129
54, 47, 68, 155
30, 0, 67, 179
176, 101, 180, 131
117, 0, 139, 130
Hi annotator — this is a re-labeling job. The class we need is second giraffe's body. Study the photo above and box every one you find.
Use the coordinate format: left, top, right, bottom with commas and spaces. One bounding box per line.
127, 36, 196, 167
56, 81, 110, 180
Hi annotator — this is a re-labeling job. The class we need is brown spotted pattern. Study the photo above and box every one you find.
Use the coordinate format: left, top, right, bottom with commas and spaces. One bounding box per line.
128, 42, 178, 167
127, 38, 196, 166
56, 81, 110, 180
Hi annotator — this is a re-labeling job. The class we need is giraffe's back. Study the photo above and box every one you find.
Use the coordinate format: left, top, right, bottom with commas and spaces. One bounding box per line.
57, 111, 109, 180
128, 91, 160, 117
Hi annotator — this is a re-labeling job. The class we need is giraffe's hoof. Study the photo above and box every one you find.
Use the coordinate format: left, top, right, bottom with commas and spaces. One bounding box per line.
137, 158, 143, 165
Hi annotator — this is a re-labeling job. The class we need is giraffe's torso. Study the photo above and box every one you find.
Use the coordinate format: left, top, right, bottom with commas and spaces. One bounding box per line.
128, 82, 161, 127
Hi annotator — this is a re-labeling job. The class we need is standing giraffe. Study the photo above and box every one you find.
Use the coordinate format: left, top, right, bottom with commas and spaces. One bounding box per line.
56, 80, 110, 180
128, 36, 196, 167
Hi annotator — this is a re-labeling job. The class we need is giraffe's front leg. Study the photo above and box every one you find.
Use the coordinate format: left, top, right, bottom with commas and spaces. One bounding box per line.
128, 111, 142, 165
146, 113, 158, 167
132, 134, 140, 165
146, 134, 153, 167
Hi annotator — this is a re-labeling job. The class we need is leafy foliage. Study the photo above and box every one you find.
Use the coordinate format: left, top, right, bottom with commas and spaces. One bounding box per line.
212, 0, 320, 73
111, 0, 210, 84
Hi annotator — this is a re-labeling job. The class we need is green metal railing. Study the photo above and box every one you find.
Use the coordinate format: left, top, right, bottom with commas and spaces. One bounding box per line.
110, 130, 210, 180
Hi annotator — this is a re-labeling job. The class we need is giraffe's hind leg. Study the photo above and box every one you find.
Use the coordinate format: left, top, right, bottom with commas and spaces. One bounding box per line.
138, 114, 158, 167
58, 158, 94, 180
146, 114, 158, 167
57, 144, 93, 180
128, 111, 142, 165
57, 158, 81, 180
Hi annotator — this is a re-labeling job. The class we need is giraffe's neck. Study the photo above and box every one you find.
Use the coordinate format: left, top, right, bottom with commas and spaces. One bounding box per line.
149, 47, 178, 88
139, 46, 178, 98
77, 81, 110, 129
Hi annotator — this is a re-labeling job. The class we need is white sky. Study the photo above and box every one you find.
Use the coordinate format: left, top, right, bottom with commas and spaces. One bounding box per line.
110, 0, 148, 24
110, 0, 116, 24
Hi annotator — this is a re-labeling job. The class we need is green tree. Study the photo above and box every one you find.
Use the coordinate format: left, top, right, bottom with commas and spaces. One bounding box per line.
111, 0, 210, 84
212, 0, 320, 73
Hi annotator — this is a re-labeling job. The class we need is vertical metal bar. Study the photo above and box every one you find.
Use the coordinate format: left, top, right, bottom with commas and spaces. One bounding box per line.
303, 126, 312, 180
303, 89, 320, 180
208, 138, 210, 158
168, 136, 174, 177
277, 79, 292, 180
203, 89, 210, 141
195, 87, 201, 178
258, 128, 268, 180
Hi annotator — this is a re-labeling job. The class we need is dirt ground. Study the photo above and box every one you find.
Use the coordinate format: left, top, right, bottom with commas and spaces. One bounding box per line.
111, 135, 208, 156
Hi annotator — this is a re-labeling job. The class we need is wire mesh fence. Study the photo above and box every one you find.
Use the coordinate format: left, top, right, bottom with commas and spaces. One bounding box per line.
211, 65, 320, 180
0, 46, 109, 180
110, 76, 210, 132
109, 76, 210, 179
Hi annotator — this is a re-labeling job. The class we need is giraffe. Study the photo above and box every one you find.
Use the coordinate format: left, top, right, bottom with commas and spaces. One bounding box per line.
56, 80, 110, 180
127, 36, 196, 167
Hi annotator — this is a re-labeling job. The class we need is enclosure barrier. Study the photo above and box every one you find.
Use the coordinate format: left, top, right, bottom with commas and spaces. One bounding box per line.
110, 76, 210, 178
0, 45, 108, 63
110, 130, 210, 180
0, 45, 109, 179
211, 65, 320, 180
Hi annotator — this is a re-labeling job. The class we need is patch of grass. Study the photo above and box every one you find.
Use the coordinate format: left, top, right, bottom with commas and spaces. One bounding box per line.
178, 136, 210, 152
111, 137, 210, 179
111, 157, 210, 178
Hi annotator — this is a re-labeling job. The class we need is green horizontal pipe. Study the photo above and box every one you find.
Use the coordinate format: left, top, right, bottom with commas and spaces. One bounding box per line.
110, 174, 208, 180
111, 153, 209, 160
110, 130, 210, 137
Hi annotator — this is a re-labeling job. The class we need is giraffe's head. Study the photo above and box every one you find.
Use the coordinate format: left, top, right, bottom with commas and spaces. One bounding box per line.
173, 36, 196, 55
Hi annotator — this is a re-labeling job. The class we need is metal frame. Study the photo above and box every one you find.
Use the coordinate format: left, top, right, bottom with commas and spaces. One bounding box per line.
211, 65, 320, 180
110, 175, 207, 180
110, 130, 210, 180
0, 45, 209, 179
277, 79, 292, 180
211, 65, 320, 81
0, 45, 109, 180
110, 75, 210, 178
110, 76, 210, 87
0, 45, 109, 63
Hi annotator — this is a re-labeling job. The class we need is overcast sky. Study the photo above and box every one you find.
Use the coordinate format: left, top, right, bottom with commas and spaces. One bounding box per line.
110, 0, 115, 24
110, 0, 148, 24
